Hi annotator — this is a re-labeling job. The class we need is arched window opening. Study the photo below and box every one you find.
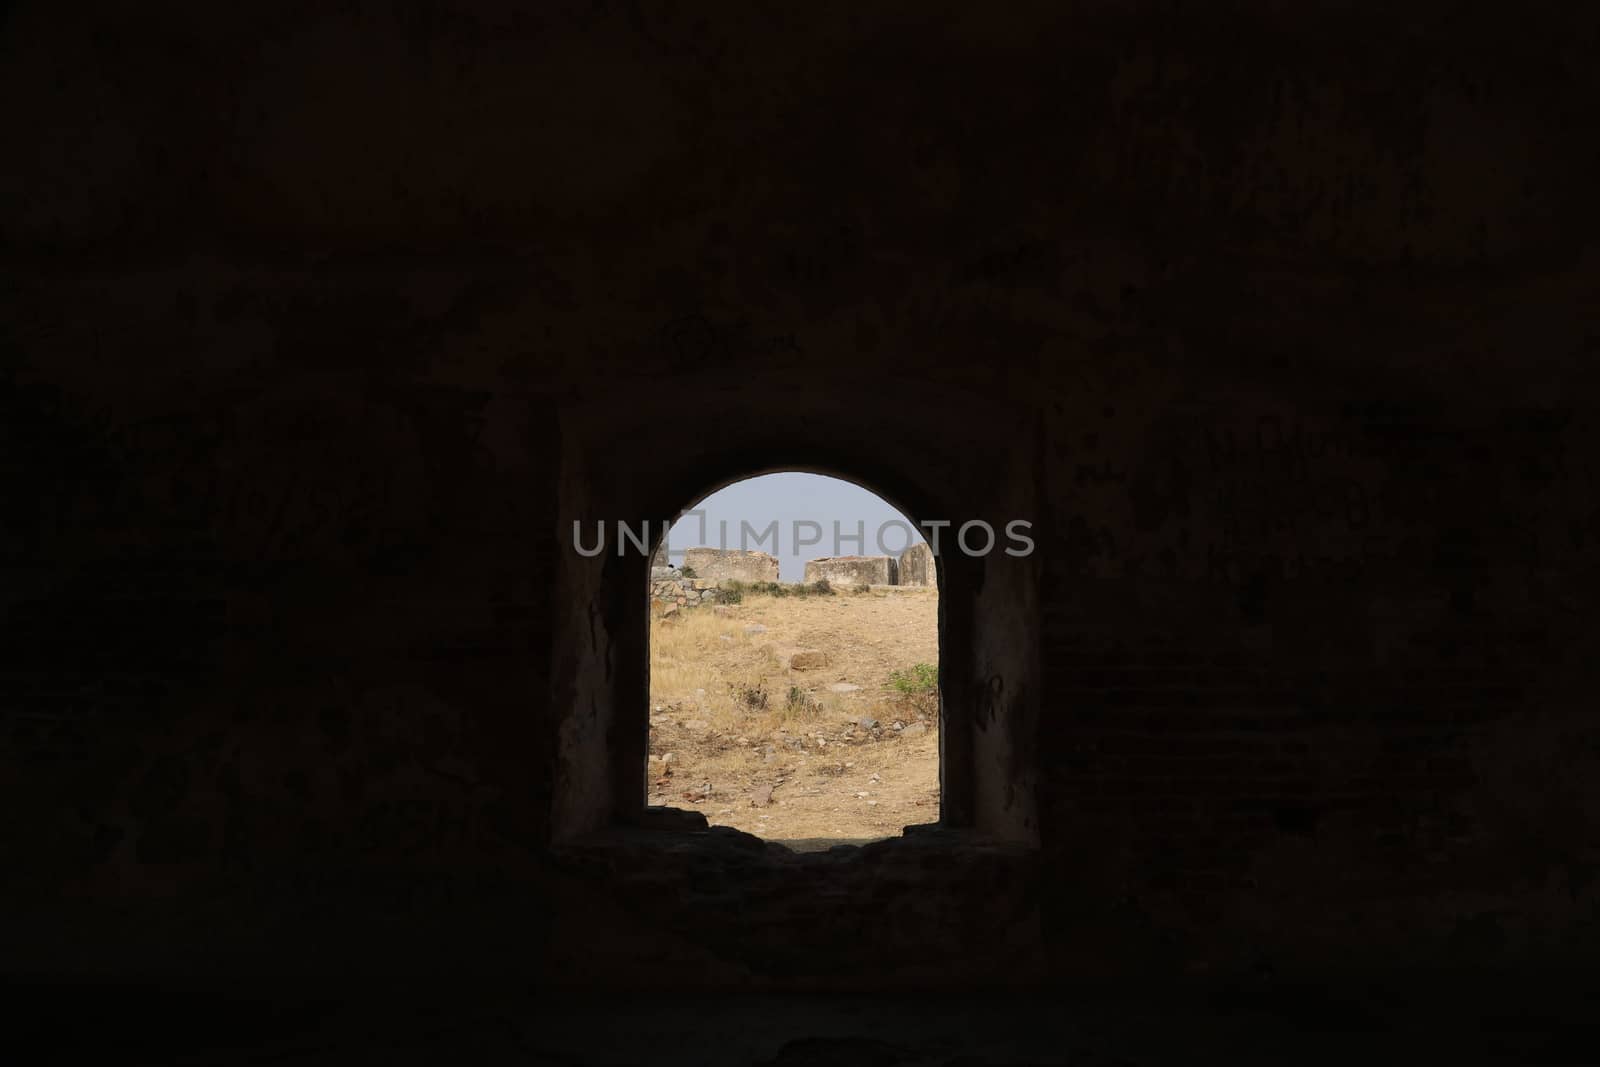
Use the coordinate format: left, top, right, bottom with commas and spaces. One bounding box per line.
646, 472, 941, 849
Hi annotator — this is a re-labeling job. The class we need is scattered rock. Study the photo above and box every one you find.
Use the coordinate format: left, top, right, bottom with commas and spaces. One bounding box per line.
901, 722, 928, 738
750, 784, 773, 807
661, 604, 679, 618
854, 716, 879, 730
788, 649, 829, 670
683, 719, 709, 731
720, 634, 732, 643
828, 682, 862, 693
743, 624, 767, 635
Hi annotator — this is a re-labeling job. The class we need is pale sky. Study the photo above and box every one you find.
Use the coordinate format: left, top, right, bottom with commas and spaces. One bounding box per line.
663, 472, 926, 581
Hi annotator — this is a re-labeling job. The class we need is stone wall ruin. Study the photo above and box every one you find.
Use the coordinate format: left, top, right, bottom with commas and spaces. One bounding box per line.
680, 548, 781, 583
897, 542, 935, 587
649, 565, 726, 610
803, 555, 899, 587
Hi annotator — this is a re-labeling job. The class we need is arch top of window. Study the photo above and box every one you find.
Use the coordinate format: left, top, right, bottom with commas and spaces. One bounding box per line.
652, 470, 938, 571
642, 461, 949, 559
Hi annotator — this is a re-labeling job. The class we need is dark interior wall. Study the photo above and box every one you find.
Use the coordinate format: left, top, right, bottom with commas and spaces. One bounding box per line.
3, 1, 1598, 985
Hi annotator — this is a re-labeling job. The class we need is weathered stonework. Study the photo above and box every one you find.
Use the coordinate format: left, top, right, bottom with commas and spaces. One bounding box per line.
681, 548, 781, 583
803, 555, 898, 587
897, 542, 935, 587
650, 575, 724, 608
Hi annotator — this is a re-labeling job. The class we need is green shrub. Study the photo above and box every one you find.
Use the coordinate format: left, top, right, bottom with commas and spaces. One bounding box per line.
888, 662, 939, 695
788, 579, 833, 597
886, 662, 940, 720
731, 580, 780, 598
731, 579, 835, 598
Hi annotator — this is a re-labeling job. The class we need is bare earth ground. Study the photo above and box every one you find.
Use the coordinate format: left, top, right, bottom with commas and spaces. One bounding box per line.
647, 587, 939, 846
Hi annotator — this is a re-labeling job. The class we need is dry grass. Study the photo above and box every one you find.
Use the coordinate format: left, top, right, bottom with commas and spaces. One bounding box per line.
648, 608, 786, 727
647, 586, 940, 843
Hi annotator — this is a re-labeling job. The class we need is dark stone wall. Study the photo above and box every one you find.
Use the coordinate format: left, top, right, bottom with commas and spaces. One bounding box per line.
3, 1, 1597, 986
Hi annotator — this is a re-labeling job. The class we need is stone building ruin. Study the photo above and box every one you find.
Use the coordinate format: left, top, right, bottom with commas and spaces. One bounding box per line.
802, 554, 899, 587
897, 542, 935, 587
649, 542, 936, 608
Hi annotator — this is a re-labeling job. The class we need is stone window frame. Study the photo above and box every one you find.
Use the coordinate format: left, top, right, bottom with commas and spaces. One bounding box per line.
551, 446, 1039, 849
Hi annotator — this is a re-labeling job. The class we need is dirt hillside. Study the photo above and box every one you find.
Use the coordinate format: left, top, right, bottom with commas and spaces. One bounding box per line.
647, 586, 939, 847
